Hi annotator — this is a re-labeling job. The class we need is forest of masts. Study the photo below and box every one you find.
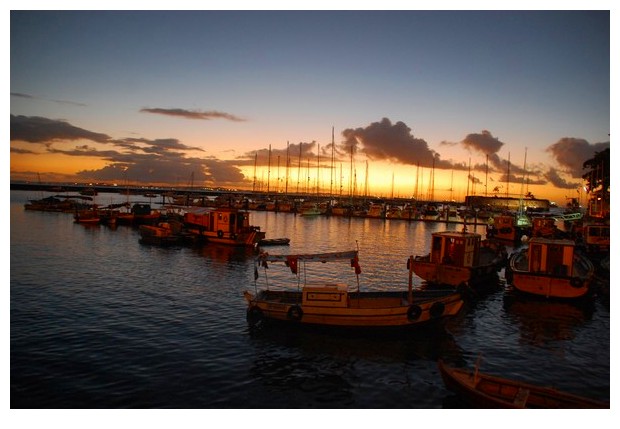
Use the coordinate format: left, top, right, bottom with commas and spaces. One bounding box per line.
249, 134, 530, 204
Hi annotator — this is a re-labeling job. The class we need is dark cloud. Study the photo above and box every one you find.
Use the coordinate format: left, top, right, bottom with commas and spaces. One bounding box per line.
50, 99, 87, 107
11, 92, 34, 99
140, 107, 246, 122
462, 130, 504, 155
546, 137, 610, 178
10, 146, 37, 154
341, 118, 452, 169
11, 92, 86, 106
10, 115, 110, 143
544, 167, 581, 189
117, 138, 205, 154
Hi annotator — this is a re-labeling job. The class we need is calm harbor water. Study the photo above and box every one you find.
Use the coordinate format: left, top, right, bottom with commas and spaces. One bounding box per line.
10, 190, 610, 409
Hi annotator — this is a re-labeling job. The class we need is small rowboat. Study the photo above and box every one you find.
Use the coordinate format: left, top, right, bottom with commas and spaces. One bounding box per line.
438, 359, 608, 408
257, 237, 290, 246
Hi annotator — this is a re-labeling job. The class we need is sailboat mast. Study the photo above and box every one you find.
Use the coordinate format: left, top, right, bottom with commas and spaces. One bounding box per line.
466, 158, 471, 198
276, 155, 280, 194
349, 144, 353, 200
297, 142, 302, 194
520, 148, 527, 197
330, 127, 335, 199
365, 160, 369, 198
317, 144, 320, 199
253, 152, 258, 192
267, 144, 271, 195
285, 141, 290, 196
506, 152, 510, 198
485, 154, 489, 196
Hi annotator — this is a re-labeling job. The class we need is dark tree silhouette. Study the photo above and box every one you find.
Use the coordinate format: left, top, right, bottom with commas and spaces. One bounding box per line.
582, 147, 610, 201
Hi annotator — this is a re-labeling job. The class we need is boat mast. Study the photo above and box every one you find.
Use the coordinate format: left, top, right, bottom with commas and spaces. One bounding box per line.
285, 141, 290, 196
330, 127, 335, 200
349, 144, 354, 202
466, 157, 471, 198
506, 152, 510, 198
252, 152, 257, 192
267, 144, 271, 195
297, 142, 302, 194
485, 154, 489, 196
316, 143, 320, 201
365, 160, 369, 199
276, 155, 280, 194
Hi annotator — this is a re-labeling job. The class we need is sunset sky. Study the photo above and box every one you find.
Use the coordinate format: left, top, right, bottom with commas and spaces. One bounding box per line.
9, 7, 612, 204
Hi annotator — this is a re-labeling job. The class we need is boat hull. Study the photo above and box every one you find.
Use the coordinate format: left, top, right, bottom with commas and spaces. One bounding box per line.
438, 360, 608, 409
244, 290, 463, 328
509, 271, 591, 299
507, 248, 594, 299
411, 260, 501, 288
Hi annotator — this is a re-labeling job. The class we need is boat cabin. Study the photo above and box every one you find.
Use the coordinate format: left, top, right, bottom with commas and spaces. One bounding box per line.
184, 207, 252, 234
583, 223, 610, 252
302, 284, 349, 308
526, 237, 575, 276
430, 231, 481, 267
532, 217, 557, 238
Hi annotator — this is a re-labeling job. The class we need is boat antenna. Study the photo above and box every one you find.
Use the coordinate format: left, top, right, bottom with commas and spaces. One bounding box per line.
355, 240, 361, 293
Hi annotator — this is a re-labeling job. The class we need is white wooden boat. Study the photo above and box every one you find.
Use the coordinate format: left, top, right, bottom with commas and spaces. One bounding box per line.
244, 250, 464, 329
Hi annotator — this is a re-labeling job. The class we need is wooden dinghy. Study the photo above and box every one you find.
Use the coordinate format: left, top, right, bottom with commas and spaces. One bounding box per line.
438, 359, 608, 408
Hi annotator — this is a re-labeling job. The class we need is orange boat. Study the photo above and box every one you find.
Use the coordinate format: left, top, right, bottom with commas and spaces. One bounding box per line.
438, 359, 608, 409
244, 250, 464, 329
506, 237, 595, 299
411, 230, 507, 290
184, 206, 265, 247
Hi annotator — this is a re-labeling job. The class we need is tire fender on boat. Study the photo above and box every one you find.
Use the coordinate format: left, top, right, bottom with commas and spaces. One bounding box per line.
230, 232, 237, 240
217, 230, 224, 238
429, 301, 445, 319
247, 306, 264, 326
287, 305, 303, 321
407, 304, 422, 321
570, 277, 584, 288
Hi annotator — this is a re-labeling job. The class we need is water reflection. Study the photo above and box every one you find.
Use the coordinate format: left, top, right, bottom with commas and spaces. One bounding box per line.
503, 292, 595, 345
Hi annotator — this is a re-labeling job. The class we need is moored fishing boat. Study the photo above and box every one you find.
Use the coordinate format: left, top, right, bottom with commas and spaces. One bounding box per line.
411, 229, 507, 291
243, 250, 464, 329
183, 206, 265, 246
73, 206, 100, 224
438, 359, 608, 408
486, 212, 532, 243
131, 203, 160, 225
505, 237, 595, 299
298, 202, 322, 216
139, 220, 187, 246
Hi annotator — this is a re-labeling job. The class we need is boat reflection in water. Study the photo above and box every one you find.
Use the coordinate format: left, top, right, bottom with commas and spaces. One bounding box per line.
502, 292, 594, 344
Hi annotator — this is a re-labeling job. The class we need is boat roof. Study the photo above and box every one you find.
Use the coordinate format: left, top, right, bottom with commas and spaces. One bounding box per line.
432, 230, 481, 239
257, 250, 358, 263
186, 206, 246, 215
528, 237, 576, 246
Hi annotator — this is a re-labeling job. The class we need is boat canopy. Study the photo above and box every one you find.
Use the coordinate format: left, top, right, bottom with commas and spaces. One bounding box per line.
257, 250, 358, 263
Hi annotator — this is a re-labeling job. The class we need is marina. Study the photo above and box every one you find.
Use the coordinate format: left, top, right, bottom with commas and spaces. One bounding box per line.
10, 189, 610, 408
